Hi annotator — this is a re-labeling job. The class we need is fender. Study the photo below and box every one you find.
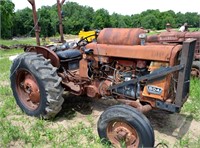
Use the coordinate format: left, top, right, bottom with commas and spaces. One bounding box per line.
24, 46, 60, 68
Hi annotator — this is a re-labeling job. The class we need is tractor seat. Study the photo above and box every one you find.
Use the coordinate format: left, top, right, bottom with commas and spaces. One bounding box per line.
56, 49, 81, 60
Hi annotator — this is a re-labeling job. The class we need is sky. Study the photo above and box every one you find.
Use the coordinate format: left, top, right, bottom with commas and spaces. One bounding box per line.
12, 0, 200, 15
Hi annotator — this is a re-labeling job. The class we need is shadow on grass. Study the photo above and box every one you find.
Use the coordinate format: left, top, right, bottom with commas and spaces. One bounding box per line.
54, 93, 119, 121
55, 93, 92, 120
146, 110, 193, 140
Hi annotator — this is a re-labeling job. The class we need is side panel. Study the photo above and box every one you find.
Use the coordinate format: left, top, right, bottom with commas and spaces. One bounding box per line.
142, 76, 168, 100
86, 43, 182, 62
175, 39, 196, 106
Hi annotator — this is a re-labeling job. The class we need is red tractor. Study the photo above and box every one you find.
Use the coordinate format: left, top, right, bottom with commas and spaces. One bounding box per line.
147, 29, 200, 78
10, 28, 196, 147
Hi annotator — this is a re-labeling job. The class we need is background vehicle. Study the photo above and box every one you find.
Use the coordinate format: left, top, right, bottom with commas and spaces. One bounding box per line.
78, 30, 98, 42
10, 28, 196, 147
147, 30, 200, 78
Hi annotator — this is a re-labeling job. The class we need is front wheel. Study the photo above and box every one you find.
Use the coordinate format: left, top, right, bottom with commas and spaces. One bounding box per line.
10, 52, 64, 119
97, 105, 154, 148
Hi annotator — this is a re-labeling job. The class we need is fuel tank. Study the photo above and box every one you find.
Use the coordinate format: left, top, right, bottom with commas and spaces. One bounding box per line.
97, 28, 145, 45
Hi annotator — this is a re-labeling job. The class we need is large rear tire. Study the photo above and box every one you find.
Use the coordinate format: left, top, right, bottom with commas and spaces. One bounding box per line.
10, 52, 64, 119
97, 105, 154, 148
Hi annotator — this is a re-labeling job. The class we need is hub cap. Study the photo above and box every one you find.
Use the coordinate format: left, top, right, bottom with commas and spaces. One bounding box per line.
107, 121, 139, 148
16, 69, 40, 110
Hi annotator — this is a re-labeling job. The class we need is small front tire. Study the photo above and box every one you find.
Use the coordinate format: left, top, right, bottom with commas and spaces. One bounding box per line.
97, 104, 154, 148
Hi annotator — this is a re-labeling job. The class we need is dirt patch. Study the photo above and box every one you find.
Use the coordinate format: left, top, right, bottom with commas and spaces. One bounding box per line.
9, 140, 26, 148
0, 81, 10, 87
53, 94, 200, 147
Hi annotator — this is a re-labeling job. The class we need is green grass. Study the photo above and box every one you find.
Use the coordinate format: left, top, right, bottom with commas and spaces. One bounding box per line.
182, 78, 200, 120
0, 49, 23, 82
174, 134, 200, 148
188, 28, 200, 32
0, 49, 23, 58
0, 117, 104, 147
0, 38, 36, 46
0, 34, 78, 47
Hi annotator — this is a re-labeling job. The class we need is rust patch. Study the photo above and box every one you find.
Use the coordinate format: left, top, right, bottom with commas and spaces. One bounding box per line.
97, 28, 145, 45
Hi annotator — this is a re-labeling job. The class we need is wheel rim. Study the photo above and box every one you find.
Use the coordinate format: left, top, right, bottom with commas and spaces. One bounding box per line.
16, 69, 40, 110
191, 67, 200, 77
107, 120, 139, 148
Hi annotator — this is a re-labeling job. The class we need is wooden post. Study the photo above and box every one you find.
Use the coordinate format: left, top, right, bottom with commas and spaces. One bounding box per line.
57, 0, 65, 43
28, 0, 40, 46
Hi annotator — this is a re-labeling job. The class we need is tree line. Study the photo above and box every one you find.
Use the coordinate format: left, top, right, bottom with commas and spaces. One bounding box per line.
1, 0, 200, 39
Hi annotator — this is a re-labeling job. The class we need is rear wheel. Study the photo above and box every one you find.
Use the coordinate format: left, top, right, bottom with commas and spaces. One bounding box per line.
10, 52, 64, 119
191, 61, 200, 78
97, 105, 154, 148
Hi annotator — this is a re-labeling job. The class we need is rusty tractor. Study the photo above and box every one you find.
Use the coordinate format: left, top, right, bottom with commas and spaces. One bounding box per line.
147, 29, 200, 78
10, 28, 196, 147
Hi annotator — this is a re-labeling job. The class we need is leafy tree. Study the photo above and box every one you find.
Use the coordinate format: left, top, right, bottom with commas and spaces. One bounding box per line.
38, 6, 56, 37
92, 8, 111, 29
141, 9, 160, 17
110, 13, 131, 28
12, 8, 33, 37
131, 14, 142, 28
62, 2, 94, 34
0, 0, 15, 39
141, 14, 159, 30
176, 12, 186, 27
2, 1, 200, 38
185, 12, 199, 27
159, 10, 176, 29
48, 5, 59, 36
110, 13, 121, 27
122, 15, 132, 28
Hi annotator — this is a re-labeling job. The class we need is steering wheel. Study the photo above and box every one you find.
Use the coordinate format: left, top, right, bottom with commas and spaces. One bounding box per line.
77, 34, 97, 47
